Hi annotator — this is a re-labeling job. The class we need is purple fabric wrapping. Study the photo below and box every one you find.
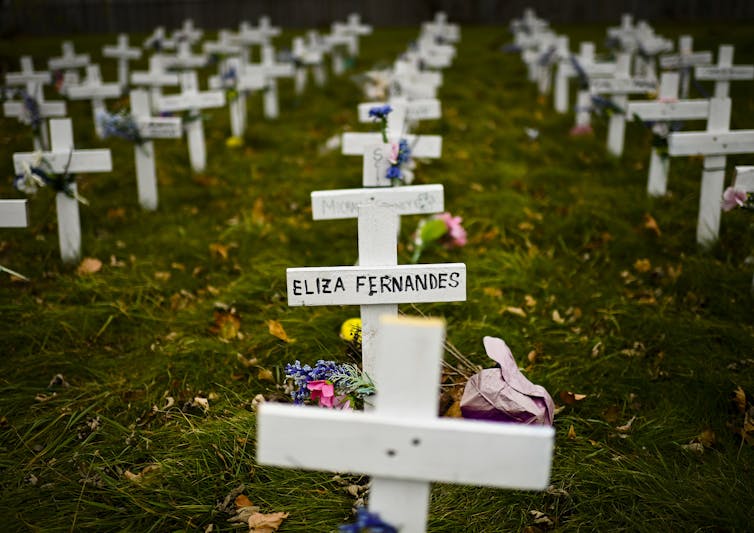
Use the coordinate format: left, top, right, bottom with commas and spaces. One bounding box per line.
460, 336, 555, 425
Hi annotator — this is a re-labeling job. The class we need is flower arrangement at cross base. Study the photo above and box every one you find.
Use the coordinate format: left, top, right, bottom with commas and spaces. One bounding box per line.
284, 359, 374, 410
14, 151, 88, 205
339, 507, 397, 533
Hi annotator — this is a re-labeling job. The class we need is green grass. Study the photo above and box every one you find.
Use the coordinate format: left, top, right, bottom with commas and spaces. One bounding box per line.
1, 23, 754, 531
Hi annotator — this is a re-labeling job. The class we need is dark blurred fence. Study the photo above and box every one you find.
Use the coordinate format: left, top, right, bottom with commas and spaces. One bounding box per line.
2, 0, 753, 36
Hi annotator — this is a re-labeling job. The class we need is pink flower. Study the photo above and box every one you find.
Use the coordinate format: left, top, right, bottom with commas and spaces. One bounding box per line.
437, 212, 467, 247
307, 380, 335, 407
306, 380, 352, 410
389, 141, 399, 164
569, 124, 593, 136
722, 187, 748, 211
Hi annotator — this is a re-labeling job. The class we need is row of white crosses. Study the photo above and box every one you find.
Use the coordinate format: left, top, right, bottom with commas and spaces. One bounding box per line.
259, 14, 554, 531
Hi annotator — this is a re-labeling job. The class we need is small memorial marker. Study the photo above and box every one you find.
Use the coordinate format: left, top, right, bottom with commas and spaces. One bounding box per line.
590, 53, 657, 156
172, 19, 203, 45
258, 45, 294, 119
66, 64, 123, 138
331, 13, 372, 56
4, 57, 67, 150
127, 89, 182, 210
537, 35, 569, 97
292, 35, 325, 94
668, 98, 754, 246
695, 45, 754, 98
159, 40, 207, 71
258, 314, 554, 532
209, 57, 266, 137
48, 41, 89, 93
422, 11, 461, 44
626, 72, 710, 196
143, 27, 177, 52
156, 71, 225, 172
102, 34, 142, 88
660, 36, 713, 98
130, 55, 181, 113
0, 199, 29, 229
554, 42, 615, 114
324, 26, 356, 76
233, 17, 281, 64
12, 118, 112, 263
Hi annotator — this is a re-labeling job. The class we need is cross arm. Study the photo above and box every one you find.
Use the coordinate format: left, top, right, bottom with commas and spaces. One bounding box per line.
342, 133, 442, 158
695, 65, 754, 81
626, 99, 709, 121
668, 130, 754, 156
4, 100, 67, 118
13, 150, 112, 174
311, 184, 444, 220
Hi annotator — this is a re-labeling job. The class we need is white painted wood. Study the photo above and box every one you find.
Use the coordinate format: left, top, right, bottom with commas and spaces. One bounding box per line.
172, 18, 203, 45
668, 130, 754, 156
311, 184, 444, 220
155, 72, 225, 172
13, 119, 111, 262
143, 27, 177, 52
102, 34, 141, 87
5, 56, 50, 98
66, 65, 123, 138
260, 45, 294, 119
660, 36, 713, 98
257, 315, 554, 532
0, 200, 28, 228
573, 90, 592, 130
3, 100, 67, 150
695, 45, 754, 98
734, 166, 754, 191
357, 99, 441, 123
626, 72, 711, 196
159, 41, 207, 71
208, 57, 266, 137
343, 133, 442, 159
48, 41, 90, 71
286, 263, 466, 306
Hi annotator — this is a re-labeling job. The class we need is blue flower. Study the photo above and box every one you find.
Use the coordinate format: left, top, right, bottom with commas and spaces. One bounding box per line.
368, 105, 392, 119
396, 139, 411, 165
386, 166, 401, 180
339, 507, 398, 533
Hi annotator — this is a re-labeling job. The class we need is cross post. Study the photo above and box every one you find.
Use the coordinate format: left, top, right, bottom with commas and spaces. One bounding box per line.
66, 64, 123, 138
659, 35, 713, 98
130, 55, 181, 113
48, 41, 90, 94
102, 34, 142, 88
12, 118, 112, 263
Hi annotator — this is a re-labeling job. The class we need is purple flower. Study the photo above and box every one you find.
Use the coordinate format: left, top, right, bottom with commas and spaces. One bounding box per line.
722, 187, 748, 211
368, 105, 392, 119
339, 507, 397, 533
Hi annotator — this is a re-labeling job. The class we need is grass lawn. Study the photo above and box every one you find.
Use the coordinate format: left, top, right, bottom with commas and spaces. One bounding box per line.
1, 22, 753, 532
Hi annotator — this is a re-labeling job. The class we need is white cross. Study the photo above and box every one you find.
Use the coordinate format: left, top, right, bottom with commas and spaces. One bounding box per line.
172, 19, 203, 45
412, 34, 456, 70
4, 57, 67, 151
626, 72, 710, 196
659, 35, 713, 98
331, 13, 372, 56
695, 45, 754, 98
422, 11, 461, 44
66, 64, 123, 138
0, 200, 28, 228
257, 45, 294, 119
324, 26, 357, 76
590, 53, 657, 156
102, 34, 142, 88
156, 71, 225, 172
234, 17, 281, 63
129, 89, 182, 210
208, 57, 266, 137
159, 40, 207, 71
342, 104, 442, 188
292, 35, 326, 94
258, 314, 554, 532
143, 27, 177, 52
48, 41, 90, 93
130, 55, 181, 113
12, 118, 112, 263
537, 35, 569, 97
668, 98, 754, 246
511, 8, 549, 36
520, 30, 556, 83
554, 42, 616, 114
203, 30, 242, 69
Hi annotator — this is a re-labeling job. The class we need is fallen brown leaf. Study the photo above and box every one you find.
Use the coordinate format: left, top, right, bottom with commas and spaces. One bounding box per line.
252, 197, 266, 225
124, 464, 160, 482
210, 243, 229, 260
235, 494, 254, 508
616, 416, 636, 433
211, 308, 241, 341
483, 287, 502, 298
552, 310, 565, 324
567, 425, 577, 440
734, 386, 747, 413
266, 320, 295, 343
76, 257, 102, 275
634, 258, 651, 273
643, 213, 661, 236
248, 511, 288, 533
502, 306, 527, 318
559, 391, 587, 405
257, 368, 274, 383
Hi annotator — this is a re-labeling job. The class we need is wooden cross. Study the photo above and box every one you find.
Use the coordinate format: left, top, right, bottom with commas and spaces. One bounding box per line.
668, 98, 754, 246
659, 35, 713, 98
129, 89, 182, 210
695, 45, 754, 98
48, 41, 90, 93
102, 34, 142, 88
331, 13, 372, 56
130, 55, 180, 113
159, 40, 207, 71
422, 11, 461, 44
589, 53, 657, 156
258, 314, 554, 532
203, 30, 242, 74
208, 57, 266, 137
143, 27, 177, 52
66, 64, 123, 138
626, 72, 710, 196
413, 33, 456, 70
554, 42, 615, 114
292, 34, 326, 94
520, 30, 556, 84
4, 57, 67, 151
537, 35, 569, 97
172, 19, 203, 45
324, 25, 357, 76
156, 71, 225, 172
342, 104, 442, 187
12, 118, 112, 263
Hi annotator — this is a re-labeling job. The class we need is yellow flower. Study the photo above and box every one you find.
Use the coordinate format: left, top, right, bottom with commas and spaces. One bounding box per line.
225, 136, 243, 148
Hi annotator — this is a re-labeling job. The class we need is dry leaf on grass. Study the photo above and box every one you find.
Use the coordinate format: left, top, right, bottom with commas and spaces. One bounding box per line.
643, 213, 661, 236
266, 320, 295, 343
257, 368, 274, 383
76, 257, 102, 275
502, 306, 527, 318
211, 308, 241, 341
248, 511, 289, 533
634, 258, 651, 273
124, 464, 160, 482
615, 416, 636, 433
209, 243, 229, 260
559, 391, 587, 405
567, 424, 577, 440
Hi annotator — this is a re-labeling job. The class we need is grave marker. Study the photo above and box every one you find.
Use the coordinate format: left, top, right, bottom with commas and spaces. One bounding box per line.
102, 34, 142, 88
590, 53, 657, 156
66, 64, 123, 138
130, 55, 181, 113
660, 36, 712, 98
258, 45, 294, 119
172, 19, 203, 45
143, 27, 177, 52
668, 98, 754, 246
159, 40, 207, 71
258, 314, 554, 532
331, 13, 372, 56
554, 42, 615, 114
129, 89, 183, 210
626, 72, 710, 196
13, 118, 112, 263
156, 71, 225, 172
208, 57, 266, 137
0, 200, 29, 228
695, 45, 754, 98
48, 41, 89, 93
